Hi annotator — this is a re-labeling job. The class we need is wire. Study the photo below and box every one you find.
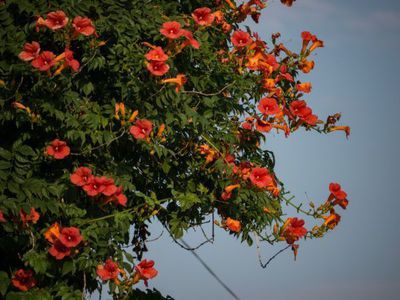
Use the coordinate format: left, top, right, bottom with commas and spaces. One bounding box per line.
180, 239, 242, 300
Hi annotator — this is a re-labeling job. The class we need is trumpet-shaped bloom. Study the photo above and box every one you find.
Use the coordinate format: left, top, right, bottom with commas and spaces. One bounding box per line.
73, 16, 96, 36
45, 11, 69, 30
296, 82, 312, 93
231, 30, 252, 48
289, 100, 309, 117
160, 74, 187, 92
299, 59, 314, 73
35, 17, 46, 32
130, 119, 153, 140
97, 176, 118, 196
328, 183, 348, 209
147, 61, 170, 76
46, 139, 70, 159
182, 30, 200, 49
58, 227, 83, 248
192, 7, 215, 26
160, 21, 183, 39
145, 47, 169, 62
106, 186, 128, 206
323, 210, 341, 229
70, 167, 93, 187
255, 119, 272, 132
135, 259, 158, 286
328, 126, 351, 138
64, 48, 80, 71
83, 176, 107, 196
250, 167, 273, 188
48, 240, 71, 260
11, 269, 36, 292
18, 42, 40, 61
97, 259, 120, 281
282, 217, 307, 244
257, 97, 280, 115
44, 223, 61, 243
31, 51, 56, 71
226, 217, 241, 232
20, 208, 40, 225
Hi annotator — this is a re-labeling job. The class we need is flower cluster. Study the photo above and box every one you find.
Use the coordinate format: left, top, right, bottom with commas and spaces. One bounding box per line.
0, 0, 352, 297
198, 144, 282, 233
70, 167, 127, 206
96, 258, 158, 287
19, 10, 96, 76
45, 223, 83, 260
321, 183, 349, 229
11, 269, 36, 292
20, 208, 40, 226
280, 217, 307, 244
97, 259, 121, 282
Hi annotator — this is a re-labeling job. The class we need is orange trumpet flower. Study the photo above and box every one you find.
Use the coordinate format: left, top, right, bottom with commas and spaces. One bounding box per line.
160, 74, 187, 92
224, 184, 240, 193
115, 103, 126, 120
323, 210, 341, 229
44, 223, 61, 243
157, 123, 166, 138
309, 39, 324, 53
128, 110, 139, 123
299, 59, 315, 73
328, 126, 351, 139
225, 0, 237, 9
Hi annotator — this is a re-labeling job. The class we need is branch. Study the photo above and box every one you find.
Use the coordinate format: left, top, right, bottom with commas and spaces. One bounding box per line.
163, 222, 214, 251
282, 194, 317, 217
4, 76, 24, 102
70, 129, 126, 156
254, 233, 291, 269
146, 230, 164, 243
72, 49, 98, 78
182, 81, 235, 97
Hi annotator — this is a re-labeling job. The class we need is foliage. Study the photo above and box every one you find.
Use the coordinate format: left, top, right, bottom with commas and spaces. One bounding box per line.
0, 0, 350, 299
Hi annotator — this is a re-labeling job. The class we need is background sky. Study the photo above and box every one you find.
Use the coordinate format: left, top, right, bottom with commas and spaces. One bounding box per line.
104, 0, 400, 299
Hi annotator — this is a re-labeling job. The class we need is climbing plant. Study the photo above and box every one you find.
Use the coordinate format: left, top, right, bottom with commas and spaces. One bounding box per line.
0, 0, 350, 299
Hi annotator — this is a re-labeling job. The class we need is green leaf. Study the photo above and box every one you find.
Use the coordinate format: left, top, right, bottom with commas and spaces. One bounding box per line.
0, 160, 11, 170
0, 148, 12, 160
24, 252, 50, 274
82, 82, 94, 95
62, 260, 76, 276
0, 271, 10, 296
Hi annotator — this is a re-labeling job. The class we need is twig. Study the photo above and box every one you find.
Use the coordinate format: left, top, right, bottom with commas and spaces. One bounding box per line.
70, 129, 126, 156
80, 207, 135, 225
199, 224, 214, 244
4, 76, 24, 102
282, 195, 316, 217
72, 49, 98, 78
146, 230, 164, 242
254, 232, 291, 269
148, 85, 166, 100
182, 81, 235, 97
163, 223, 213, 251
26, 230, 36, 255
82, 272, 86, 300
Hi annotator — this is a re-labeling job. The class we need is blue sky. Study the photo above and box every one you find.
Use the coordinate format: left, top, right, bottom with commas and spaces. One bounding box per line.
104, 1, 400, 299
